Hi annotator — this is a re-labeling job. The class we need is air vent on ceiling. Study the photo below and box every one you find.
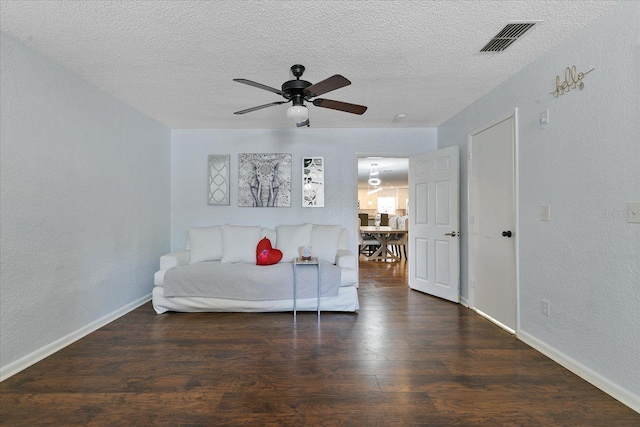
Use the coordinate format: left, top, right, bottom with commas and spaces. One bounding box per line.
480, 22, 537, 53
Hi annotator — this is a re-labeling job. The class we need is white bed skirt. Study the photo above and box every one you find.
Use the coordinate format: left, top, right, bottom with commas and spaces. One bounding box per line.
152, 285, 359, 314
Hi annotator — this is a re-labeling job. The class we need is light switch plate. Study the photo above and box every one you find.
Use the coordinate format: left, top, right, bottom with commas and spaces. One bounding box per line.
541, 205, 550, 221
627, 202, 640, 223
541, 300, 550, 316
540, 109, 550, 128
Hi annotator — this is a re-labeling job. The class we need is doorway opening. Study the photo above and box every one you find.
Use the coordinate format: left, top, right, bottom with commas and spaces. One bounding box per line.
357, 157, 409, 220
356, 156, 409, 268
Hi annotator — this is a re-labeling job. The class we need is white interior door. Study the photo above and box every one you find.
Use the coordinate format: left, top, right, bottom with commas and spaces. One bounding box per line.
409, 146, 460, 303
470, 115, 516, 331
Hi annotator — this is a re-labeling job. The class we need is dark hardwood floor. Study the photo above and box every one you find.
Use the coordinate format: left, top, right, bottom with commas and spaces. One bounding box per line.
1, 259, 638, 426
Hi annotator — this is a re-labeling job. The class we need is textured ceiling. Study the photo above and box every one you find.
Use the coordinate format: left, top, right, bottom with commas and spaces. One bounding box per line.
0, 0, 619, 129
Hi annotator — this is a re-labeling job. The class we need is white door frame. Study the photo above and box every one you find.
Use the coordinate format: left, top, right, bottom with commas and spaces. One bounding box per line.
467, 109, 520, 333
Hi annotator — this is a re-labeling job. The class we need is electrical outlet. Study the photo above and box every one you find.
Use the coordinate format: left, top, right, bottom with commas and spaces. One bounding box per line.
541, 300, 550, 316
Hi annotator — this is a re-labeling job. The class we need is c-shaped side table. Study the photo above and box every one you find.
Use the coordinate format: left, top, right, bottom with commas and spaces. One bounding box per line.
292, 257, 321, 318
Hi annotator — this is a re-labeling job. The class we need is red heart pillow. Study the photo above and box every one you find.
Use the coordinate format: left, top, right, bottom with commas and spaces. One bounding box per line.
256, 237, 283, 265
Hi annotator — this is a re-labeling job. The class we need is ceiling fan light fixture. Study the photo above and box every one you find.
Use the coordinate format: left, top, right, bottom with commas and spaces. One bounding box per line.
287, 105, 308, 124
368, 163, 381, 186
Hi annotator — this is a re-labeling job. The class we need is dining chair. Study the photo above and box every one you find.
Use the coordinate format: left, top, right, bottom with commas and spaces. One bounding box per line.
379, 213, 389, 227
358, 217, 380, 256
360, 235, 381, 256
388, 217, 408, 258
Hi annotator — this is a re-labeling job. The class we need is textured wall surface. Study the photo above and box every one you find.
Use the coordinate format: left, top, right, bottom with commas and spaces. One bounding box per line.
170, 128, 436, 253
438, 1, 639, 404
0, 33, 171, 370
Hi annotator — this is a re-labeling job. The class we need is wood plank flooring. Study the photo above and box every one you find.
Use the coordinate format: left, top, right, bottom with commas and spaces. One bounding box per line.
2, 259, 638, 426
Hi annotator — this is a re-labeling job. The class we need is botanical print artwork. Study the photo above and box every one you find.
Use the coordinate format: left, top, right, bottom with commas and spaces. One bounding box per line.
303, 157, 324, 207
238, 153, 291, 207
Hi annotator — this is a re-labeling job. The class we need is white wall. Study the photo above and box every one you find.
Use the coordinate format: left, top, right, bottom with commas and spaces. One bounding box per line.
0, 33, 171, 375
438, 2, 639, 409
171, 128, 436, 252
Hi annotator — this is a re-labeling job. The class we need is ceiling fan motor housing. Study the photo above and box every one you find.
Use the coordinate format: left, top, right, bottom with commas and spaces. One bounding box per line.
282, 64, 312, 105
281, 79, 312, 104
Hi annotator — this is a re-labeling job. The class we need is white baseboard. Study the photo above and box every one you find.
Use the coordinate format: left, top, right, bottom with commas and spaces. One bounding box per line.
475, 308, 515, 334
518, 329, 640, 414
460, 296, 469, 307
0, 293, 151, 382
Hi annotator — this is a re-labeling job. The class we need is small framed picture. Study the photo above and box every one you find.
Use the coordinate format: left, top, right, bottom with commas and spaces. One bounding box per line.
302, 157, 324, 207
208, 155, 230, 206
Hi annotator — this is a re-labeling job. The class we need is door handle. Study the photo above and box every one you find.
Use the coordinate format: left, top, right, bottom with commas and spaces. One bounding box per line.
444, 231, 458, 237
502, 230, 512, 237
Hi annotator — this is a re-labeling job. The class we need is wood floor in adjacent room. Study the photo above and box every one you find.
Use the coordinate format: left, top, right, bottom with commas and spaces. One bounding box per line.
1, 259, 638, 426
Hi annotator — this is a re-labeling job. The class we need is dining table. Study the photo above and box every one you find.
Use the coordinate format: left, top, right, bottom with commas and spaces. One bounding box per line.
359, 226, 407, 262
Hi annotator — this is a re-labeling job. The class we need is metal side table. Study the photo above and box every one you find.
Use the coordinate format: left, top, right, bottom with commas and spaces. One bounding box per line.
292, 257, 321, 318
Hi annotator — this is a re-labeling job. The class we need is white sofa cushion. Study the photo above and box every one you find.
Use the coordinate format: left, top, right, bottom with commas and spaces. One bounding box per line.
160, 250, 191, 270
260, 228, 277, 243
188, 226, 223, 264
276, 223, 313, 262
311, 224, 343, 263
221, 225, 262, 263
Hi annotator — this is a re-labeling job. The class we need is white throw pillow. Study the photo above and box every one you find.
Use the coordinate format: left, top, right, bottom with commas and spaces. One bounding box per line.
276, 224, 313, 262
188, 226, 223, 264
311, 225, 343, 263
221, 225, 262, 263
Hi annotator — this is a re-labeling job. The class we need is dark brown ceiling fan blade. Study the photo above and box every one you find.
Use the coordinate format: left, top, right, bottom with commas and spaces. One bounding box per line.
304, 75, 351, 98
234, 101, 287, 115
312, 98, 367, 115
233, 78, 284, 95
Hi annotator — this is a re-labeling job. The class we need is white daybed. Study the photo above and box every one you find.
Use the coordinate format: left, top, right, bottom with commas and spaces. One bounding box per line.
152, 224, 359, 314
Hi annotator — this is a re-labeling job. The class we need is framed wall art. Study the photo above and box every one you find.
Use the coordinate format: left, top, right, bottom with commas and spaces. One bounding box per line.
238, 153, 291, 207
208, 155, 230, 206
302, 157, 324, 207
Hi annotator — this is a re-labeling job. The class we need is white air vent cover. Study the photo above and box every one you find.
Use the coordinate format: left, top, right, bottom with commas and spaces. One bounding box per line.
480, 22, 538, 52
